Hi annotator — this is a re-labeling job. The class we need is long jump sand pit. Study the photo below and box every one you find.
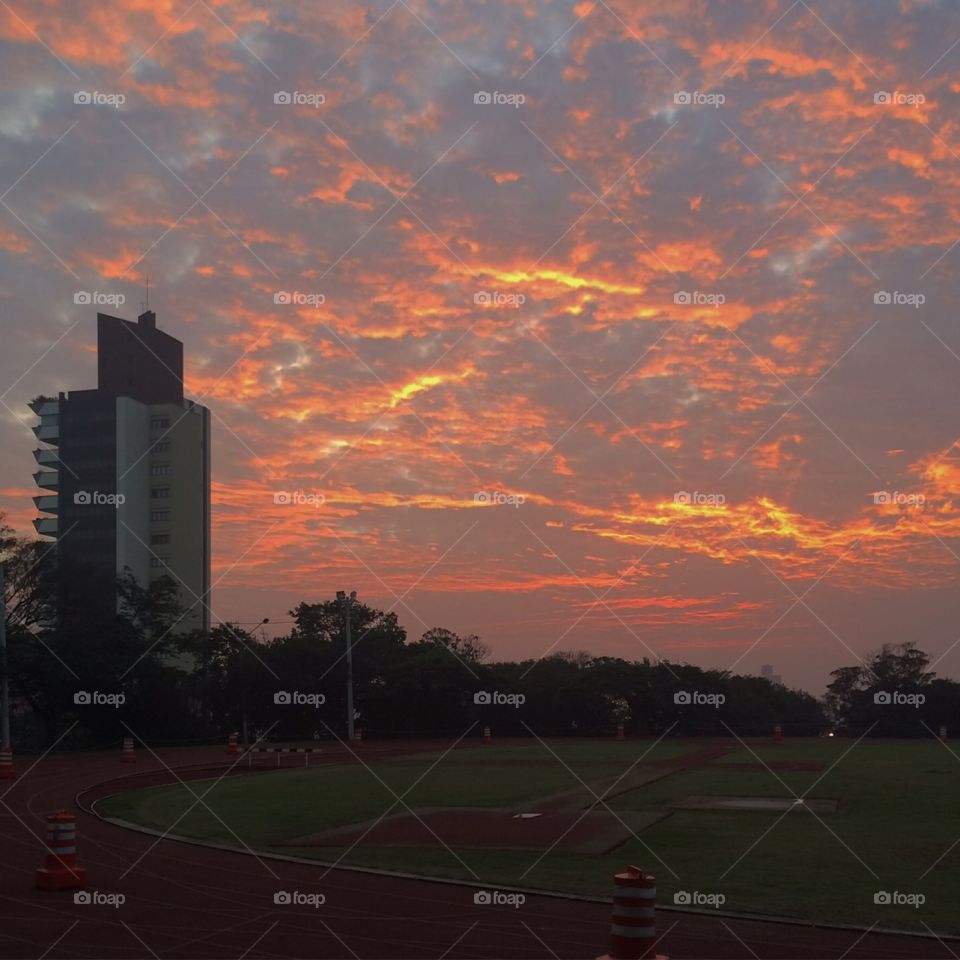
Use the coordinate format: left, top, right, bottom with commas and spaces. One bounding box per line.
280, 806, 666, 855
675, 795, 838, 814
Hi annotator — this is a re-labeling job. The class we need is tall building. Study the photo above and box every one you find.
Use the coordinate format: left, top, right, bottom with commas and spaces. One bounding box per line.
30, 310, 211, 632
761, 664, 782, 686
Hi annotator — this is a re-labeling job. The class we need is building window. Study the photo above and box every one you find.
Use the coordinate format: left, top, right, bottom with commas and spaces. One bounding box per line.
150, 557, 168, 568
151, 533, 170, 545
150, 464, 171, 476
152, 441, 170, 453
150, 510, 170, 522
150, 417, 170, 430
151, 487, 170, 499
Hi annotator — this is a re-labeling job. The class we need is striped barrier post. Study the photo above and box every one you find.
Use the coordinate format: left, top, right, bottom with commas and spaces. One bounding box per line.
940, 725, 947, 742
353, 728, 363, 746
616, 724, 625, 741
36, 810, 86, 890
120, 736, 136, 763
482, 726, 492, 744
773, 723, 783, 742
598, 866, 666, 960
0, 746, 14, 779
227, 732, 238, 755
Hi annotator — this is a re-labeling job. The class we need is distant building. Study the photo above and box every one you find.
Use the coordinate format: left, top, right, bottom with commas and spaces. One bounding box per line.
30, 310, 210, 632
761, 664, 783, 686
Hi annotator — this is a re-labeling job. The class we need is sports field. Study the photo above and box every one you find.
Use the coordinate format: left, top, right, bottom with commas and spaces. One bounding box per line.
97, 737, 960, 934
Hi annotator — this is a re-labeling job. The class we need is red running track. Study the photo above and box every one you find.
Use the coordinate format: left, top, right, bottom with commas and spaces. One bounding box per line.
0, 741, 952, 960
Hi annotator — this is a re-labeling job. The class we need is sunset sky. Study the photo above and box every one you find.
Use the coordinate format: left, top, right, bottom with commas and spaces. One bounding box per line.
1, 0, 959, 692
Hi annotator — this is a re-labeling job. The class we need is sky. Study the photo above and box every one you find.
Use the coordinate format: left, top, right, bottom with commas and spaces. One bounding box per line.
1, 0, 959, 693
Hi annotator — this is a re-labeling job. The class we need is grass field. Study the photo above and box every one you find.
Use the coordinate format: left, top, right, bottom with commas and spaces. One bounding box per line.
97, 738, 960, 934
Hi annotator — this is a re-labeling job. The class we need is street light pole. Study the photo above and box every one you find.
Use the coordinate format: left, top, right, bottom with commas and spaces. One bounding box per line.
337, 591, 357, 740
0, 562, 10, 755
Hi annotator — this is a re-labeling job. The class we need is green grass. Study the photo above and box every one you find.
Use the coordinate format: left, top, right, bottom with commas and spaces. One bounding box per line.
97, 738, 960, 934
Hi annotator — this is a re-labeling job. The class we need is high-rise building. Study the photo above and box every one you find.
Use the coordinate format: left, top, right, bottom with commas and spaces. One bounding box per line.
30, 310, 210, 632
761, 664, 782, 686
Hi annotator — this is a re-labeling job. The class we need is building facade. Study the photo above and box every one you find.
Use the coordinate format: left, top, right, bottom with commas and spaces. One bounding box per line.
31, 311, 211, 633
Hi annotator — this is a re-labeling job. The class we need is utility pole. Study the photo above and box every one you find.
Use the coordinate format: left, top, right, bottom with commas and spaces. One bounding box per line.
0, 562, 10, 755
337, 591, 357, 740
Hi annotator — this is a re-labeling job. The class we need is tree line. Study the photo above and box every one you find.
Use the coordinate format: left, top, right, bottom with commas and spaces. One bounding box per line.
1, 516, 954, 749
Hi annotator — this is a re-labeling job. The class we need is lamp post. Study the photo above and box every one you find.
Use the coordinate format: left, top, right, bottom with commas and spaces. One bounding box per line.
0, 562, 10, 756
337, 591, 357, 740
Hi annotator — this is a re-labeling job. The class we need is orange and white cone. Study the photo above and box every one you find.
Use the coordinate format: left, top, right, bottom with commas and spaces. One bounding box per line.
597, 866, 667, 959
616, 724, 625, 741
482, 726, 492, 744
939, 725, 948, 742
773, 723, 783, 742
120, 736, 136, 763
36, 810, 86, 891
227, 732, 238, 755
353, 728, 363, 746
0, 746, 14, 780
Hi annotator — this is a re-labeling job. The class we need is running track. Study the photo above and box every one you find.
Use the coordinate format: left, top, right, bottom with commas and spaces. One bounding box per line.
0, 741, 951, 960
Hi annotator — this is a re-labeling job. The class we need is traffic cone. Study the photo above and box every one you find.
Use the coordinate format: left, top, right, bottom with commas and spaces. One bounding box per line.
939, 725, 948, 742
616, 724, 625, 741
597, 866, 667, 959
36, 810, 86, 891
120, 736, 136, 763
773, 723, 783, 742
0, 746, 14, 780
483, 726, 492, 744
227, 732, 238, 755
353, 728, 363, 746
